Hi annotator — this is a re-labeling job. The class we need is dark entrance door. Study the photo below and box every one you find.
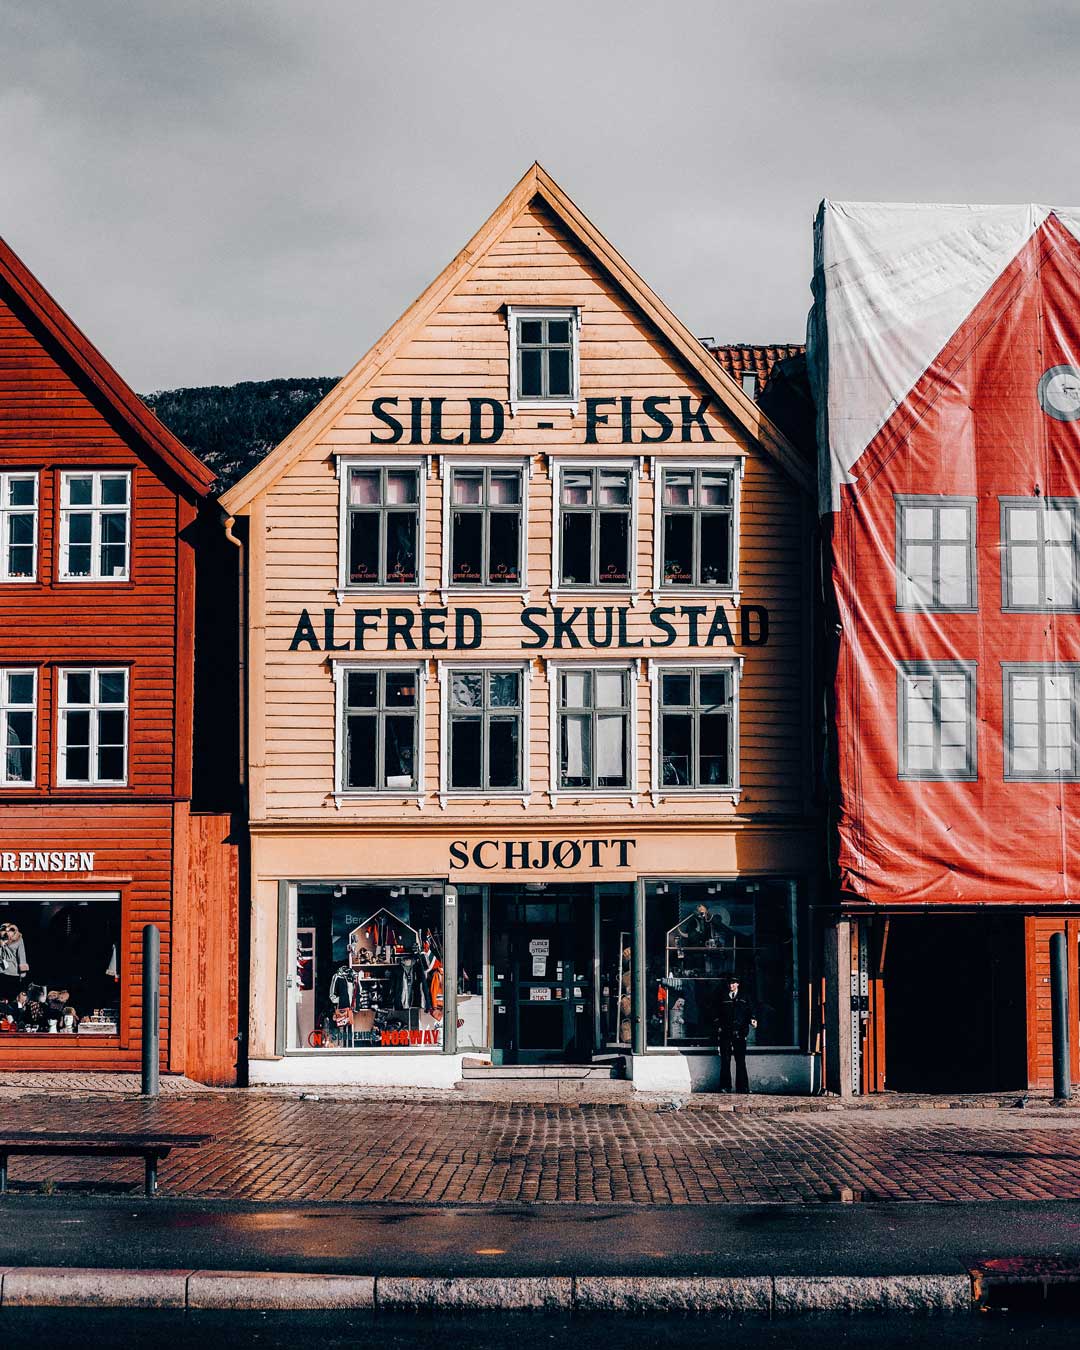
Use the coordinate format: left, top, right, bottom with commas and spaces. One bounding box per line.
492, 887, 594, 1064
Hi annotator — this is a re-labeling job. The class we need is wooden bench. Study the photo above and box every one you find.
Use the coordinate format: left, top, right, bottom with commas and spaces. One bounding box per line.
0, 1131, 213, 1197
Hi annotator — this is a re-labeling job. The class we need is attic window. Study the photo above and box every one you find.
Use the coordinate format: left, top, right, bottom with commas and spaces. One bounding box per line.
741, 372, 757, 399
507, 306, 580, 413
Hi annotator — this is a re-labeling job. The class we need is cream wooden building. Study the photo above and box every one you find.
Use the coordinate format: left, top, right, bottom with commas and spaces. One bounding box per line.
220, 164, 819, 1091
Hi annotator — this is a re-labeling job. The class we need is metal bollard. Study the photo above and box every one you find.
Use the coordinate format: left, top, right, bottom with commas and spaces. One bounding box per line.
142, 923, 160, 1097
1050, 930, 1071, 1102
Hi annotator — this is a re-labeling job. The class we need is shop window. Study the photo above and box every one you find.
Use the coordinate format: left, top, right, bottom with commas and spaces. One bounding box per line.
897, 661, 976, 781
0, 668, 36, 786
59, 471, 130, 581
657, 666, 735, 790
346, 464, 420, 586
1001, 498, 1080, 611
557, 667, 631, 791
0, 472, 37, 582
341, 667, 420, 793
455, 885, 488, 1051
895, 496, 976, 611
558, 465, 633, 588
508, 307, 578, 406
645, 879, 797, 1048
0, 895, 121, 1036
447, 668, 524, 792
1003, 663, 1080, 780
58, 667, 128, 786
659, 466, 735, 589
449, 466, 523, 587
292, 883, 445, 1051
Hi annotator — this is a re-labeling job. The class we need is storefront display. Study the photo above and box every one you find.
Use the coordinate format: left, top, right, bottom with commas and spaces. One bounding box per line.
0, 895, 121, 1037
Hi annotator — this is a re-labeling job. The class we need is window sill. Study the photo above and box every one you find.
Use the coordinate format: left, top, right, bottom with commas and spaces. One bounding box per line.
650, 789, 741, 805
896, 604, 978, 614
438, 791, 531, 809
56, 577, 133, 587
439, 586, 530, 606
332, 792, 426, 811
509, 400, 578, 417
651, 587, 740, 605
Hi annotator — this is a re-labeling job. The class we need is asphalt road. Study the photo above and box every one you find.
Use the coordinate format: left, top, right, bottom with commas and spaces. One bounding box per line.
3, 1196, 1080, 1277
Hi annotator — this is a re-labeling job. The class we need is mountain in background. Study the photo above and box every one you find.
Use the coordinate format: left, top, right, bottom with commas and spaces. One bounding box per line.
142, 377, 340, 492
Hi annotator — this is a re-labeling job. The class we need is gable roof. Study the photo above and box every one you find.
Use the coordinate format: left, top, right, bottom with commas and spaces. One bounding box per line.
220, 162, 812, 514
0, 236, 216, 496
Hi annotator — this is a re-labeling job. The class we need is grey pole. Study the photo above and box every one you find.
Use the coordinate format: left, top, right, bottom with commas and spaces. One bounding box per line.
1050, 930, 1072, 1102
142, 923, 160, 1098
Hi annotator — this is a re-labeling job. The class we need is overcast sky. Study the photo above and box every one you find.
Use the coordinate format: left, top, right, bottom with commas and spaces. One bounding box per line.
1, 1, 1076, 391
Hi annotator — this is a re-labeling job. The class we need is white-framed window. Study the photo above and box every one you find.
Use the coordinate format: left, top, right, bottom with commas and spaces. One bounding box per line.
0, 668, 36, 786
1000, 498, 1080, 611
338, 459, 426, 590
507, 306, 580, 414
440, 663, 529, 796
553, 459, 636, 592
897, 661, 976, 781
58, 471, 131, 581
652, 664, 739, 793
335, 664, 424, 795
442, 461, 527, 591
551, 663, 636, 795
0, 472, 38, 582
57, 667, 128, 786
895, 495, 977, 611
1003, 663, 1080, 781
655, 461, 739, 592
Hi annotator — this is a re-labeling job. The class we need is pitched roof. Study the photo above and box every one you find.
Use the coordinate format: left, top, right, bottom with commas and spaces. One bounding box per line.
0, 236, 216, 496
707, 343, 806, 398
220, 163, 812, 514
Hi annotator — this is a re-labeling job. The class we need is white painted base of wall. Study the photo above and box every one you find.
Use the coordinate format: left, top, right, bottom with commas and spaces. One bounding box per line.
249, 1054, 466, 1089
631, 1052, 819, 1095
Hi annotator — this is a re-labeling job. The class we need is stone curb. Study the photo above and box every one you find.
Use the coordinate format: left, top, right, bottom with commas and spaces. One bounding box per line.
0, 1266, 989, 1314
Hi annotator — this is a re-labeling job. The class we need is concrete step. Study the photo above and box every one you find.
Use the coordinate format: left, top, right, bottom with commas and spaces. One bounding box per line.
461, 1058, 625, 1081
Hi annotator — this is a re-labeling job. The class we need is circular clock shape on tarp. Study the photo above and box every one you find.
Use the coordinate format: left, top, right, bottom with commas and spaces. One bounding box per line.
1038, 364, 1080, 421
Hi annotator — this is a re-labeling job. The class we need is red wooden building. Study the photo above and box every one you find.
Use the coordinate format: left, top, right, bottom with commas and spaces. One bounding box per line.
812, 204, 1080, 1095
0, 237, 239, 1083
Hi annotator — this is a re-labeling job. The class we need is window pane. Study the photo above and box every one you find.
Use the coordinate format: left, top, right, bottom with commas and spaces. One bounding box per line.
66, 476, 93, 506
699, 671, 731, 707
938, 546, 969, 605
7, 672, 34, 704
65, 710, 90, 747
66, 545, 92, 576
547, 349, 571, 397
662, 514, 693, 585
938, 507, 969, 540
661, 713, 692, 785
699, 513, 731, 586
347, 672, 377, 707
594, 671, 625, 707
562, 671, 590, 707
8, 478, 34, 507
98, 672, 125, 703
1046, 543, 1074, 606
663, 471, 693, 507
939, 744, 968, 772
661, 673, 692, 706
599, 471, 630, 506
97, 710, 125, 745
97, 745, 125, 780
561, 512, 592, 585
383, 716, 415, 787
349, 469, 380, 505
65, 745, 90, 781
488, 471, 520, 506
598, 512, 629, 584
699, 711, 730, 785
519, 320, 543, 345
1009, 542, 1040, 606
596, 715, 626, 786
561, 714, 590, 786
7, 544, 33, 577
546, 320, 570, 345
561, 471, 593, 506
451, 511, 483, 583
488, 512, 520, 584
489, 672, 519, 707
1009, 508, 1037, 541
9, 514, 33, 546
346, 715, 376, 788
452, 471, 482, 506
385, 512, 417, 583
100, 476, 128, 505
6, 710, 32, 748
385, 673, 416, 706
1046, 507, 1074, 542
385, 471, 417, 505
67, 514, 92, 544
520, 349, 543, 397
349, 515, 379, 584
700, 472, 731, 507
64, 672, 92, 704
904, 507, 935, 540
450, 718, 482, 789
488, 717, 519, 788
451, 673, 482, 709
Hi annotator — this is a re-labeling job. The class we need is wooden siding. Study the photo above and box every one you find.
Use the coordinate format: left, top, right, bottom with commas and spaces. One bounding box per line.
1025, 916, 1080, 1089
252, 200, 813, 827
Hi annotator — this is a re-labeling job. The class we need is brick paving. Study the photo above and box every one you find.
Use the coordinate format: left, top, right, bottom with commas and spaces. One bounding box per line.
1, 1091, 1080, 1204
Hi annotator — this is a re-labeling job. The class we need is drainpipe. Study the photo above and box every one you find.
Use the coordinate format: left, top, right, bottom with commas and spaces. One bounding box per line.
223, 514, 246, 790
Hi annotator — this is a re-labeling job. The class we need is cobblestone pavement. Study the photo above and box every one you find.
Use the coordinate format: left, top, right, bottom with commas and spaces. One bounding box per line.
2, 1091, 1080, 1204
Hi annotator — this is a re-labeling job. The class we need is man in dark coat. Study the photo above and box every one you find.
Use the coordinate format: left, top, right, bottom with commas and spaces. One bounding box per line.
715, 977, 756, 1093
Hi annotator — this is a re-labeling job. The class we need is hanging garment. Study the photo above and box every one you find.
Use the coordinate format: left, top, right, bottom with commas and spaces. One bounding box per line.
329, 967, 358, 1009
